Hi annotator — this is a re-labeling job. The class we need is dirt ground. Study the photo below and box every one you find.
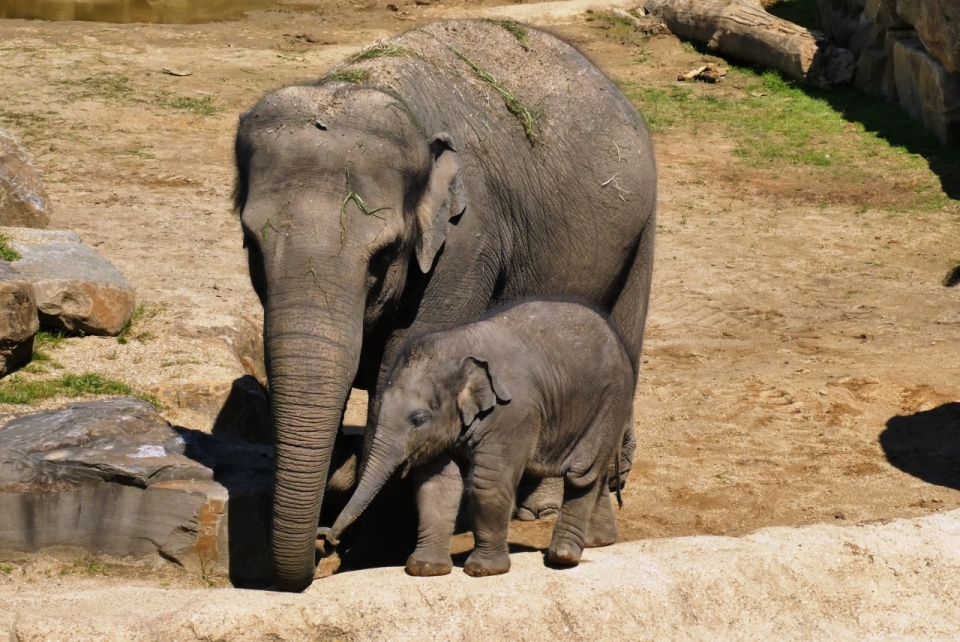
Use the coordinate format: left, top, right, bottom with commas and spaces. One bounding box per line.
1, 0, 959, 584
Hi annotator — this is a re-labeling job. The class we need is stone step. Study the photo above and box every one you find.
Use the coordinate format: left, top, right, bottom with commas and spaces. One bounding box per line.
0, 398, 274, 585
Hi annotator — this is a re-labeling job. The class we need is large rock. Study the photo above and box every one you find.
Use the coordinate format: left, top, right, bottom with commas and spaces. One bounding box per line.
856, 43, 888, 93
912, 0, 960, 74
893, 37, 960, 145
0, 128, 51, 229
0, 262, 37, 375
863, 0, 907, 27
0, 227, 135, 335
896, 0, 921, 24
0, 398, 274, 584
815, 0, 867, 48
881, 28, 918, 101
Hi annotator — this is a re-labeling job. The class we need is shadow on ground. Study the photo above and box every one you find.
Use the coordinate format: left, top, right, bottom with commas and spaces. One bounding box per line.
880, 403, 960, 490
814, 88, 960, 200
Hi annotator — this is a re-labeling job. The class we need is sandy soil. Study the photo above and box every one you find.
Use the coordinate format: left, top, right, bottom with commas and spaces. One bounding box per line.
0, 0, 959, 582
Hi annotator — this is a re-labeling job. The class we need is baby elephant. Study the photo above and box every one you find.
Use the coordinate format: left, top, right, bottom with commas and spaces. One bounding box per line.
323, 300, 635, 577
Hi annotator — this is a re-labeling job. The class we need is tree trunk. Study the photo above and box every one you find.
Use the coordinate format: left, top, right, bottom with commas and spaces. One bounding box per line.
646, 0, 856, 88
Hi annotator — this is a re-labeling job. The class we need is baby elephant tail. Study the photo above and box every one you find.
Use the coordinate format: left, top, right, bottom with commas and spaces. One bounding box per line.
614, 444, 624, 509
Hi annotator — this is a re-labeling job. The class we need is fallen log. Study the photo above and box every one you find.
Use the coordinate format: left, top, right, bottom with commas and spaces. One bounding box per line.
644, 0, 856, 89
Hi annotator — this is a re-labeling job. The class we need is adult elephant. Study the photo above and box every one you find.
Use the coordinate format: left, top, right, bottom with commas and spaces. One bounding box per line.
234, 20, 656, 591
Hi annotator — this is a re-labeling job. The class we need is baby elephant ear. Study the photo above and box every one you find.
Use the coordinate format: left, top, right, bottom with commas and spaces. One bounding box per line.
457, 356, 511, 427
415, 133, 467, 274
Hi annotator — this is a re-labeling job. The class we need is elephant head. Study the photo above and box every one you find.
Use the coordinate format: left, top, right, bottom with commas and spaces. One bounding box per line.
324, 352, 511, 546
234, 84, 467, 591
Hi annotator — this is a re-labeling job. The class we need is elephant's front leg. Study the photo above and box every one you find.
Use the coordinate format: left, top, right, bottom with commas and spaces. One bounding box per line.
464, 453, 519, 577
407, 453, 464, 577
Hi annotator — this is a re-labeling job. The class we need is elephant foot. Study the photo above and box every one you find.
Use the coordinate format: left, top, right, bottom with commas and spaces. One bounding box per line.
584, 515, 618, 548
515, 477, 562, 521
463, 551, 511, 577
584, 529, 617, 548
546, 541, 583, 567
406, 553, 453, 577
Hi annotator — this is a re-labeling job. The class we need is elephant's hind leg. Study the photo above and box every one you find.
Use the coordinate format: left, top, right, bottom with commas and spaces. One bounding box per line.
547, 475, 606, 567
584, 475, 618, 548
407, 454, 463, 577
515, 475, 562, 521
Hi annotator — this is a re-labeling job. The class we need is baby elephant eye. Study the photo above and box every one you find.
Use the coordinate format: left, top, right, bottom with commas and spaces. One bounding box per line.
409, 411, 430, 428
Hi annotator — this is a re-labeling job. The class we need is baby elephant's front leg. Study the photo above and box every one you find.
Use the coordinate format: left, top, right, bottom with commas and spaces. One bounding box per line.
407, 454, 463, 577
465, 454, 518, 577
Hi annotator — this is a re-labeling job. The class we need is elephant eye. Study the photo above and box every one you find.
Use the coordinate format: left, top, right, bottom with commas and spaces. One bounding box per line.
367, 242, 396, 289
409, 411, 430, 428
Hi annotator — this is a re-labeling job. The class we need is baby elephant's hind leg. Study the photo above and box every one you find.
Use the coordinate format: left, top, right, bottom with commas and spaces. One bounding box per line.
407, 454, 463, 577
584, 474, 618, 548
547, 476, 605, 566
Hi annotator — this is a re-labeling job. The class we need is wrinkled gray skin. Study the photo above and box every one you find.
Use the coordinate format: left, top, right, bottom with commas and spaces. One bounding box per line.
325, 301, 634, 577
234, 20, 656, 591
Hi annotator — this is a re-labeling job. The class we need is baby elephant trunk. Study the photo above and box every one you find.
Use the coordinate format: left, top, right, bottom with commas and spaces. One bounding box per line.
324, 436, 405, 546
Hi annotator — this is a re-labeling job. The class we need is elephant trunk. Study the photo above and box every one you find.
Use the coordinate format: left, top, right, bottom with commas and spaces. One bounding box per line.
267, 297, 363, 592
325, 434, 405, 546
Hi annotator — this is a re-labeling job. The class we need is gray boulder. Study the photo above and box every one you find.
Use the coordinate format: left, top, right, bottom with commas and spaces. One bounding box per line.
815, 0, 868, 49
0, 262, 37, 375
1, 227, 135, 335
912, 0, 960, 74
0, 398, 274, 584
893, 37, 960, 145
864, 0, 907, 28
0, 128, 51, 229
881, 29, 919, 102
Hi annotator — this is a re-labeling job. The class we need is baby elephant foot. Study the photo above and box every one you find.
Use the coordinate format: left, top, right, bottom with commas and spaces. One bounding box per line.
547, 541, 584, 567
463, 551, 511, 577
406, 553, 453, 577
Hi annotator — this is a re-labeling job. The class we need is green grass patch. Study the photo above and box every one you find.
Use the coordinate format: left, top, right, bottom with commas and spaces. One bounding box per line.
483, 19, 531, 50
584, 10, 634, 27
0, 234, 21, 262
0, 564, 13, 574
57, 74, 133, 102
617, 66, 960, 190
349, 42, 416, 62
451, 47, 538, 143
328, 68, 369, 83
0, 373, 132, 404
59, 558, 110, 577
156, 94, 219, 116
117, 302, 165, 345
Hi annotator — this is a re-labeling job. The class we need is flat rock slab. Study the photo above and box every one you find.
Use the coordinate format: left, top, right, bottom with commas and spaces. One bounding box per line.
0, 128, 51, 229
0, 398, 273, 582
3, 509, 960, 640
0, 227, 135, 335
0, 261, 37, 375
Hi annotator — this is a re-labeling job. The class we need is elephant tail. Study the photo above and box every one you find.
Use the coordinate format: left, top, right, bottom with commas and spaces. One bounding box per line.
614, 443, 623, 509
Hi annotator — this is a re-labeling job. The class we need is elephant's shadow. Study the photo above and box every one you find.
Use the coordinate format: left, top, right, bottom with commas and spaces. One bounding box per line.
880, 402, 960, 490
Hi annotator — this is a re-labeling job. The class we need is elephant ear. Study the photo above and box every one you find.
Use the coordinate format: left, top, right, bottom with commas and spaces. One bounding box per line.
415, 133, 467, 274
457, 356, 511, 427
